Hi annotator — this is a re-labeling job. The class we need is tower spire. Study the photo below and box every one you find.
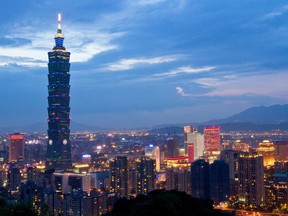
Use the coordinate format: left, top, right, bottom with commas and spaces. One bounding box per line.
57, 13, 62, 33
54, 13, 65, 48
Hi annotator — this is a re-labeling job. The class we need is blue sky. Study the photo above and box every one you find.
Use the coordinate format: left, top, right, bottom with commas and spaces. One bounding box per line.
1, 0, 288, 129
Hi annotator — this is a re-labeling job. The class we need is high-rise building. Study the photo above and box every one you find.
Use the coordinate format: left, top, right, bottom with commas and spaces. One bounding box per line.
54, 173, 91, 194
187, 144, 194, 163
7, 167, 21, 191
257, 140, 275, 167
209, 159, 230, 203
163, 137, 179, 158
166, 167, 191, 194
145, 145, 160, 171
184, 126, 204, 160
90, 171, 109, 190
273, 161, 288, 207
109, 156, 128, 197
238, 154, 264, 207
190, 159, 210, 199
203, 126, 221, 163
184, 126, 197, 152
274, 141, 288, 161
220, 150, 243, 197
46, 14, 72, 171
128, 168, 137, 195
136, 157, 156, 195
9, 133, 24, 163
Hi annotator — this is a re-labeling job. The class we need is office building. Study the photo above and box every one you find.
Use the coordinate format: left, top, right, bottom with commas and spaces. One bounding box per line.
238, 154, 264, 207
166, 167, 191, 194
184, 126, 204, 161
128, 168, 137, 195
164, 137, 180, 158
9, 133, 24, 163
109, 156, 128, 197
209, 159, 230, 203
7, 167, 21, 191
184, 126, 197, 152
274, 141, 288, 161
136, 157, 156, 195
90, 171, 109, 190
54, 172, 91, 194
190, 159, 210, 199
46, 14, 72, 171
204, 126, 221, 151
145, 144, 160, 171
187, 144, 194, 163
203, 126, 221, 163
257, 140, 275, 167
220, 150, 243, 197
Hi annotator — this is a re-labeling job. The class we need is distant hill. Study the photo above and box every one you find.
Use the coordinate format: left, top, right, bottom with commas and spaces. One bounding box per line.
2, 104, 288, 133
150, 104, 288, 133
205, 104, 288, 125
149, 126, 184, 134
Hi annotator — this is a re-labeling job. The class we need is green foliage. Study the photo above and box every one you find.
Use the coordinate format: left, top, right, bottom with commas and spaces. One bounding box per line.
0, 201, 37, 216
106, 190, 235, 216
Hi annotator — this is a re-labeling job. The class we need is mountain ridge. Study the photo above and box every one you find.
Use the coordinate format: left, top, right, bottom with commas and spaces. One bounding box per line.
1, 104, 288, 132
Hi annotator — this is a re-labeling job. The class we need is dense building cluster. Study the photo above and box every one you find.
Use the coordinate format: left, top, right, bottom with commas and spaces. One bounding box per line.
0, 128, 288, 215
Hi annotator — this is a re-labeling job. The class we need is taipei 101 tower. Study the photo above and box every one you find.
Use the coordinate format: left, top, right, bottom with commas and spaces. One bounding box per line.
46, 14, 72, 171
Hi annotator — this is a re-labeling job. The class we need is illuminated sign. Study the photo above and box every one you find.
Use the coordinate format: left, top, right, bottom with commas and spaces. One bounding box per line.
10, 134, 24, 140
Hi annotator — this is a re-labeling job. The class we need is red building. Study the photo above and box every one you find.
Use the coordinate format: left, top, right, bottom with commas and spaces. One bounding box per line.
187, 144, 194, 163
9, 133, 24, 162
204, 126, 221, 151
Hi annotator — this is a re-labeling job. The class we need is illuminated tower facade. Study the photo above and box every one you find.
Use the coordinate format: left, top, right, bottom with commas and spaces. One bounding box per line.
257, 140, 275, 167
46, 14, 72, 171
203, 126, 221, 163
204, 126, 221, 151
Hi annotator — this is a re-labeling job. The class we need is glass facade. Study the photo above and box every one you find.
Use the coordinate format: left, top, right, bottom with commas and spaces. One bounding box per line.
46, 16, 72, 171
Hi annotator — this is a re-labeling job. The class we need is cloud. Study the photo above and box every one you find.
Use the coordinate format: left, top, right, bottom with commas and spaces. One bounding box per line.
105, 55, 178, 71
193, 71, 288, 99
193, 78, 220, 88
0, 24, 123, 68
154, 66, 215, 78
259, 4, 288, 20
176, 86, 192, 97
137, 0, 167, 6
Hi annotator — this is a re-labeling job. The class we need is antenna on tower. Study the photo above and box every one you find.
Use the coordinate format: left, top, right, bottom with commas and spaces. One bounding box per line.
57, 13, 62, 33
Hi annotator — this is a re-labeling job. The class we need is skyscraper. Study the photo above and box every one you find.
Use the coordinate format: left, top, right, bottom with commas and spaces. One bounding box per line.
136, 157, 156, 195
183, 126, 204, 161
274, 141, 288, 161
109, 156, 128, 197
209, 159, 230, 203
163, 137, 179, 158
166, 167, 191, 194
190, 159, 210, 199
238, 154, 264, 207
203, 126, 221, 163
204, 126, 221, 151
46, 14, 72, 171
145, 145, 160, 171
9, 133, 24, 163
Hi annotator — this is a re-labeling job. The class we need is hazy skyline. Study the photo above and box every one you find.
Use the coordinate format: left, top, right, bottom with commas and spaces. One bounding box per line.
1, 1, 288, 128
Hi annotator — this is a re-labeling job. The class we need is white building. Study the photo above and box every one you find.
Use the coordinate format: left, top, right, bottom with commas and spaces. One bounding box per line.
54, 173, 91, 194
145, 145, 160, 171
